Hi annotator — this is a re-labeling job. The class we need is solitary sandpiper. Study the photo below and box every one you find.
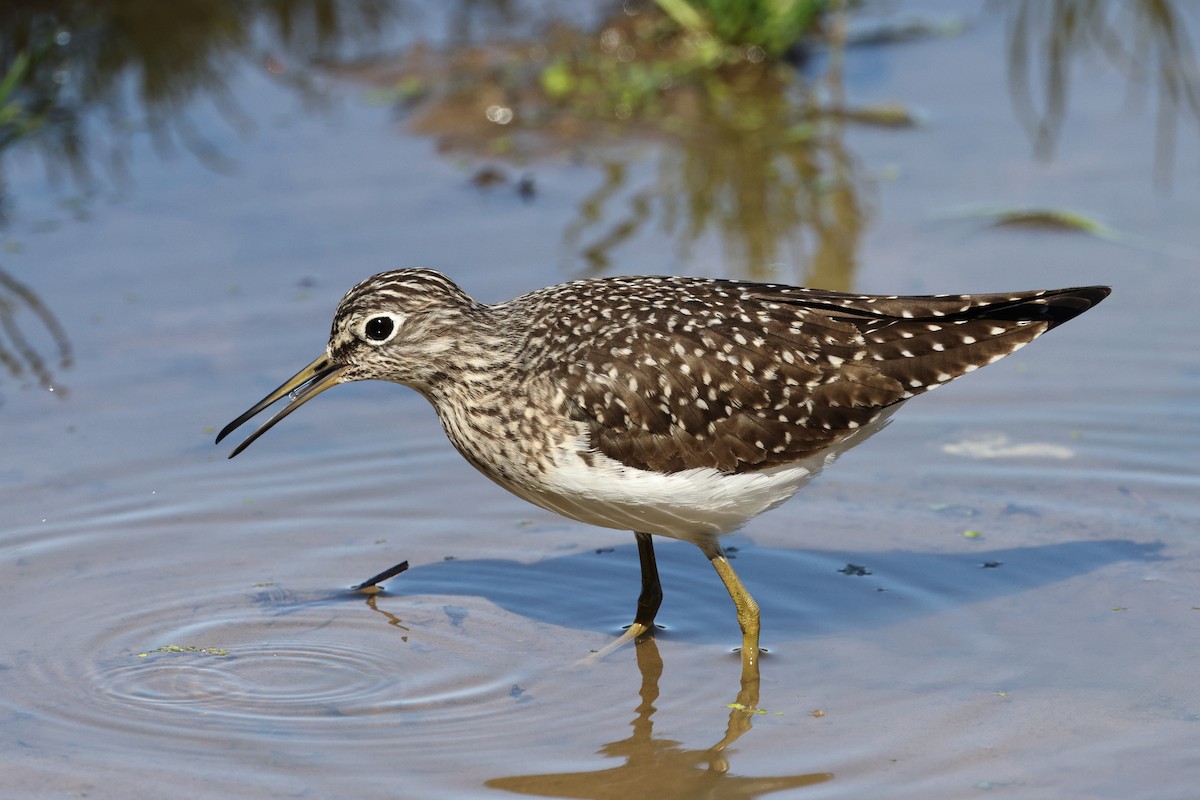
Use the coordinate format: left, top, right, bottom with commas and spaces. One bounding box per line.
217, 270, 1109, 670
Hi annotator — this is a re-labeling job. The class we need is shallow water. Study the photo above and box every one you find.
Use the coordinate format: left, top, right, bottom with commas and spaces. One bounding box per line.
2, 1, 1198, 798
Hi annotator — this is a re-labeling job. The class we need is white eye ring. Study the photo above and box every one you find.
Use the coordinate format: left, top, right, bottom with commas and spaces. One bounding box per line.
360, 313, 403, 344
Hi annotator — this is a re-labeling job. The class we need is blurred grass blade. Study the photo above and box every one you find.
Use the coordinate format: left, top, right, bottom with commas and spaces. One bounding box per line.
0, 51, 31, 106
654, 0, 711, 34
936, 204, 1194, 257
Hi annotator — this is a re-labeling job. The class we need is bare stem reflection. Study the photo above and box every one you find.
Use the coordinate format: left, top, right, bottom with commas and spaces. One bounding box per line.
0, 0, 405, 213
0, 264, 71, 395
0, 1, 409, 404
996, 0, 1200, 189
486, 637, 832, 799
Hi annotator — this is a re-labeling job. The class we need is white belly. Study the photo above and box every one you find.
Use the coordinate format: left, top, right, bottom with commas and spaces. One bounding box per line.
500, 407, 898, 549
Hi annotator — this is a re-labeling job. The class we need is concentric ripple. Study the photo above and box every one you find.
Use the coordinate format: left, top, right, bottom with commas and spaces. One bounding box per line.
76, 592, 538, 738
2, 488, 587, 764
104, 640, 406, 717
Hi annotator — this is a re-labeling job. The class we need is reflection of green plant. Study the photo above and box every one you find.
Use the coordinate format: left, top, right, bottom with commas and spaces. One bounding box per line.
353, 3, 862, 285
0, 1, 404, 213
562, 61, 864, 285
527, 4, 857, 283
655, 0, 826, 58
0, 265, 72, 393
936, 204, 1184, 255
999, 0, 1200, 188
0, 52, 39, 146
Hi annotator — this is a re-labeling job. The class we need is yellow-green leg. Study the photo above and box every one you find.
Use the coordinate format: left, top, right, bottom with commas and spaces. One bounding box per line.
705, 545, 761, 669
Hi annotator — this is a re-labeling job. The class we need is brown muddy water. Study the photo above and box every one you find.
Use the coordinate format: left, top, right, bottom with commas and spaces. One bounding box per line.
1, 1, 1197, 798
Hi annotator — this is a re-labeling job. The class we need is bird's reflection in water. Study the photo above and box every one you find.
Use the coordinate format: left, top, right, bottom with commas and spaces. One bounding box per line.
486, 637, 833, 799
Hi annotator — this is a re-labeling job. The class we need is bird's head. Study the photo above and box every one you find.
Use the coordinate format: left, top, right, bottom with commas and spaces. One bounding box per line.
216, 268, 484, 457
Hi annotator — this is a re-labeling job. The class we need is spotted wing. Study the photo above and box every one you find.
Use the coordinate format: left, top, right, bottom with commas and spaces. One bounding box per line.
553, 283, 1108, 475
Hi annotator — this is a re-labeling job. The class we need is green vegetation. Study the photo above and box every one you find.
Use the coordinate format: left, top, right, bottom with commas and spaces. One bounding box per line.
0, 52, 37, 147
538, 0, 828, 120
654, 0, 826, 59
137, 645, 230, 658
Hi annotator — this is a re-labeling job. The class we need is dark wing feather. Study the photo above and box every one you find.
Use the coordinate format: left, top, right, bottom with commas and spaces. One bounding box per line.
537, 280, 1109, 475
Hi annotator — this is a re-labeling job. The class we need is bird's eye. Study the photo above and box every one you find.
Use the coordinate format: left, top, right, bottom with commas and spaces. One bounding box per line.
364, 316, 395, 342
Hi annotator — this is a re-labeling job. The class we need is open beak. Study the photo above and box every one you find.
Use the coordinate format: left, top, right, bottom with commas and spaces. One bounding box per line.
216, 354, 345, 458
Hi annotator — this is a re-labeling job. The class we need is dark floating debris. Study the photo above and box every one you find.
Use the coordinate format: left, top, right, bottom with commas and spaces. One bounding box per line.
354, 560, 410, 592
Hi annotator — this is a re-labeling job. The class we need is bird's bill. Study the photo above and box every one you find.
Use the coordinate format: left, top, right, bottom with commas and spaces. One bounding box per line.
216, 354, 344, 458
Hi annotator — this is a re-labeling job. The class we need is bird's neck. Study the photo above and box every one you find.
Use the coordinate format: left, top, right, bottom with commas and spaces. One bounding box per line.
408, 303, 518, 405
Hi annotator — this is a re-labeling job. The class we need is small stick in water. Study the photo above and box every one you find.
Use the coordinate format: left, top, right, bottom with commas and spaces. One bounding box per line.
353, 560, 409, 593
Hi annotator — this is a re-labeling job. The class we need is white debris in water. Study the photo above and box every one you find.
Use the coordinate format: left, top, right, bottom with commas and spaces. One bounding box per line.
941, 433, 1074, 460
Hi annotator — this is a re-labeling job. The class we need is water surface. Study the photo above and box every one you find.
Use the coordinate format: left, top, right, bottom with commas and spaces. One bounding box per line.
1, 1, 1197, 798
